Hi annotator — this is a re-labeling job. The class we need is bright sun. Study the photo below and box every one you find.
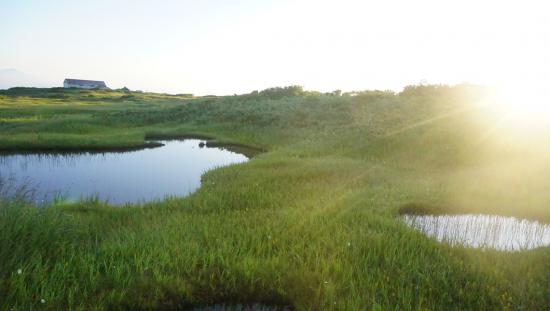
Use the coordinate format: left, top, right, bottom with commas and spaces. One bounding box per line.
476, 83, 550, 145
490, 84, 550, 128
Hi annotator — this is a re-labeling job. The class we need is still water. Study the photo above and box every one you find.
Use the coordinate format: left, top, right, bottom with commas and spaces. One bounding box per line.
403, 214, 550, 251
0, 140, 248, 205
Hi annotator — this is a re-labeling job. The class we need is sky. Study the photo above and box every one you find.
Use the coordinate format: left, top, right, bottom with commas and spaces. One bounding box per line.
1, 0, 550, 95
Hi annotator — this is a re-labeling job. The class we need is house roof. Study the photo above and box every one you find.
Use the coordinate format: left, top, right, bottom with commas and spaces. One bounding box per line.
64, 79, 107, 87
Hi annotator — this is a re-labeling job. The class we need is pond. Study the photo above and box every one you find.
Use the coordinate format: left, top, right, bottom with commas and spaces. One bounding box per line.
193, 303, 290, 311
0, 140, 249, 205
403, 214, 550, 251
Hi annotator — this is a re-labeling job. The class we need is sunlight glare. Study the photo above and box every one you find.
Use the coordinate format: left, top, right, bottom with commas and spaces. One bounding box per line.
490, 83, 550, 132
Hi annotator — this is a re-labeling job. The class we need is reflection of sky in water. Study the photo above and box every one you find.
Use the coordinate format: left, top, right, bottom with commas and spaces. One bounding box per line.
0, 140, 248, 204
403, 214, 550, 251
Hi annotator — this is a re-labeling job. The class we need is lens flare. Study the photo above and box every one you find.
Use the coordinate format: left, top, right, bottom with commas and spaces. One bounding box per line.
494, 84, 550, 124
480, 84, 550, 143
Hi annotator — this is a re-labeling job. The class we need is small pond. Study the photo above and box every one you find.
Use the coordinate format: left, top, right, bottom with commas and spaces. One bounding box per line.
0, 140, 249, 205
193, 303, 290, 311
403, 214, 550, 251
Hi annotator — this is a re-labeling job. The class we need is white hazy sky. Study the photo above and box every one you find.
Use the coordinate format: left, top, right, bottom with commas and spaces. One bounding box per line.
1, 0, 549, 95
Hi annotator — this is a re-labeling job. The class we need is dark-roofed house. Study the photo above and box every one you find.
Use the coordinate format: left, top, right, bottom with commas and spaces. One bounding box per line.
63, 78, 108, 89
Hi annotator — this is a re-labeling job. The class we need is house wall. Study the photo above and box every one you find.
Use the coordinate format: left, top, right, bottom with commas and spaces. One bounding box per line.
64, 82, 104, 89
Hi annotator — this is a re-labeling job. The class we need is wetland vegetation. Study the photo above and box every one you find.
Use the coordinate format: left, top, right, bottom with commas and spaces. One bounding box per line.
0, 86, 549, 310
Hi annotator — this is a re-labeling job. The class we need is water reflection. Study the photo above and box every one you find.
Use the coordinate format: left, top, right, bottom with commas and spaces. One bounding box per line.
403, 214, 550, 251
0, 140, 248, 205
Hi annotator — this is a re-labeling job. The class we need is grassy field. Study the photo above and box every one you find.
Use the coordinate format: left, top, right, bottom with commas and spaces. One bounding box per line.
0, 86, 548, 310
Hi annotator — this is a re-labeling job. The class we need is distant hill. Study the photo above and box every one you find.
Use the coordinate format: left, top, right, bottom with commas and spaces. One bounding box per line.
0, 68, 54, 89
